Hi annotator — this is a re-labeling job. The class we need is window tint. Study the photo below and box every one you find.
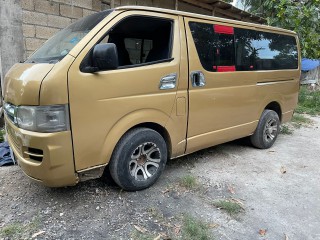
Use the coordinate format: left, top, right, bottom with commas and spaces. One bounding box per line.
189, 22, 216, 71
235, 28, 298, 70
189, 22, 235, 72
255, 32, 298, 70
189, 21, 298, 72
234, 28, 257, 71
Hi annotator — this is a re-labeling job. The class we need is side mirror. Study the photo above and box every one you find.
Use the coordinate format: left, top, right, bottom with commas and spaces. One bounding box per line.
92, 43, 119, 71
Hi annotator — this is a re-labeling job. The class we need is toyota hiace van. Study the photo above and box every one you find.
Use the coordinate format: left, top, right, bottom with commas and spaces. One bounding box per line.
4, 6, 300, 190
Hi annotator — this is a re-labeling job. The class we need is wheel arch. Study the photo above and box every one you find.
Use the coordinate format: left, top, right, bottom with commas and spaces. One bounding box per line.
100, 109, 173, 166
265, 101, 282, 122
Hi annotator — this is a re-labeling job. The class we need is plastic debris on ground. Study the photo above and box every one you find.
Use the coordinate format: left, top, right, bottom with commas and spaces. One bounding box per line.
0, 141, 15, 166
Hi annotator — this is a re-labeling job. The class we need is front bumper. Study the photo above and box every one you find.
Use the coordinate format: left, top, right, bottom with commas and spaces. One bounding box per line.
5, 116, 78, 187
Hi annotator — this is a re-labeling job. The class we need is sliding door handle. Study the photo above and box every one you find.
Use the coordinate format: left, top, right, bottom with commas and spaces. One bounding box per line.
190, 71, 205, 87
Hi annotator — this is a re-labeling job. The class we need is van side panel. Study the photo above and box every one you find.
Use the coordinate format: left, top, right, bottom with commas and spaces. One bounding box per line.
184, 18, 258, 154
68, 11, 183, 171
255, 75, 300, 123
255, 33, 301, 123
184, 17, 300, 154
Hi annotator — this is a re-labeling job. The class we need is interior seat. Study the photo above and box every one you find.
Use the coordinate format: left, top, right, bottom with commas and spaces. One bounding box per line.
109, 35, 132, 66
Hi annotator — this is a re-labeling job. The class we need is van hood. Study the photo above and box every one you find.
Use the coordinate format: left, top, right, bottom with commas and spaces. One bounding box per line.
4, 63, 54, 106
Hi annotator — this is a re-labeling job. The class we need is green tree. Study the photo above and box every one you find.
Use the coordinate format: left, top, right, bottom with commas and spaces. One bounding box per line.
237, 0, 320, 58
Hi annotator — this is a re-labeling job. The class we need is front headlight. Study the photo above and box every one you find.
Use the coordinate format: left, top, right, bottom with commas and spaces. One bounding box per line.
16, 105, 70, 132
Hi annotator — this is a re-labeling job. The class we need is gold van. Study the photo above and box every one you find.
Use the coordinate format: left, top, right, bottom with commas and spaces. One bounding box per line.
3, 6, 300, 190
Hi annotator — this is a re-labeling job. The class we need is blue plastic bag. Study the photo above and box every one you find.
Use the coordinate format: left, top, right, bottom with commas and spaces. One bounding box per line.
0, 141, 14, 166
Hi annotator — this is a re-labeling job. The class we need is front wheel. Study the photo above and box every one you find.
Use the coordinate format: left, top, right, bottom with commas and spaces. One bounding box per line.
250, 109, 280, 149
109, 128, 167, 191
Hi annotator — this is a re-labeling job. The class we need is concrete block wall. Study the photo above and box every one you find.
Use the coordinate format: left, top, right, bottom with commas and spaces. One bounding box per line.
0, 0, 261, 95
1, 0, 217, 81
1, 0, 184, 83
20, 0, 207, 58
21, 0, 112, 57
0, 0, 25, 94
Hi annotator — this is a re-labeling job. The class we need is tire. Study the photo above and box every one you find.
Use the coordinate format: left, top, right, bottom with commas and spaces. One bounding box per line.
250, 109, 280, 149
109, 128, 168, 191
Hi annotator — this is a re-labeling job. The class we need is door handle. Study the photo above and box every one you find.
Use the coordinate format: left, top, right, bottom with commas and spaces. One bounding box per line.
190, 71, 205, 87
159, 73, 177, 90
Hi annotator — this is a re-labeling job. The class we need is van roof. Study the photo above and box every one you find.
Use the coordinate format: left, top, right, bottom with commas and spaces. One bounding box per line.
115, 6, 296, 35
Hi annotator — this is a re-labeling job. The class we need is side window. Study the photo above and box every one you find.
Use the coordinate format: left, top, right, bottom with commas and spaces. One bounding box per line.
190, 22, 298, 72
273, 34, 298, 69
253, 32, 298, 70
189, 22, 235, 72
189, 22, 216, 71
99, 16, 173, 67
235, 28, 298, 71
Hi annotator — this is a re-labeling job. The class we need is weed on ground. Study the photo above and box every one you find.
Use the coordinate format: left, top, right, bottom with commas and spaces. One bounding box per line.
213, 199, 244, 216
0, 223, 23, 238
179, 175, 198, 190
295, 86, 320, 115
291, 113, 313, 128
0, 217, 40, 239
182, 215, 213, 240
280, 125, 293, 135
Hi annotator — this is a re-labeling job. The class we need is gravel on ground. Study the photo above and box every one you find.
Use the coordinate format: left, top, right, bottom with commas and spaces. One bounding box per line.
1, 116, 319, 240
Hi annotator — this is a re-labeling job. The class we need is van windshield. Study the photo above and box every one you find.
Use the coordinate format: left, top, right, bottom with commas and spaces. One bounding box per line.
26, 10, 112, 64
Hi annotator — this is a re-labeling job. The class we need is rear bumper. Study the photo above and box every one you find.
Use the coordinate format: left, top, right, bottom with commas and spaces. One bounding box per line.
5, 116, 78, 187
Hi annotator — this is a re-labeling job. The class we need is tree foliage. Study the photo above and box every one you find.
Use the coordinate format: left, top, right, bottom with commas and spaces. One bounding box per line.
239, 0, 320, 58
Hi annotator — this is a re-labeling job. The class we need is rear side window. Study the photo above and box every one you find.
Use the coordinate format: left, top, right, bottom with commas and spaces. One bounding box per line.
235, 28, 298, 70
189, 21, 298, 72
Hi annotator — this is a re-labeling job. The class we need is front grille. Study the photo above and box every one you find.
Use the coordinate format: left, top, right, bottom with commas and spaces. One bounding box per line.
6, 125, 22, 153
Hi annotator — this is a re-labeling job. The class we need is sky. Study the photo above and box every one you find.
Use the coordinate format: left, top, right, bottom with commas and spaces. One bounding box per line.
232, 0, 247, 10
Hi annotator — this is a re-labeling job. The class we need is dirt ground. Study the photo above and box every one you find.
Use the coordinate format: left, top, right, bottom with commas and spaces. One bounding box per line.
1, 116, 320, 240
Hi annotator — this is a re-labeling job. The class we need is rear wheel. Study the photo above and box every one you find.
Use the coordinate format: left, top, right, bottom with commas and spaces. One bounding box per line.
109, 128, 167, 191
250, 109, 280, 149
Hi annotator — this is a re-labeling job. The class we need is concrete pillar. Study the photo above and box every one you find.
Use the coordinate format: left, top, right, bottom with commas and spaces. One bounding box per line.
0, 0, 25, 95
